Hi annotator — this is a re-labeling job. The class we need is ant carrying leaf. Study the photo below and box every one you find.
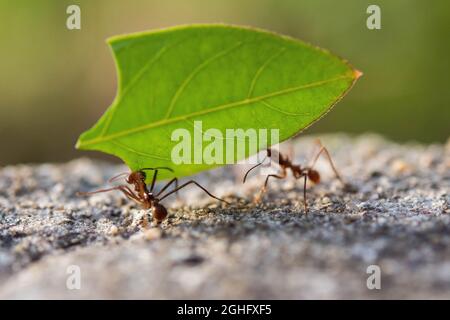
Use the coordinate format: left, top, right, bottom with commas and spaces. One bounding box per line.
243, 139, 344, 213
77, 167, 229, 226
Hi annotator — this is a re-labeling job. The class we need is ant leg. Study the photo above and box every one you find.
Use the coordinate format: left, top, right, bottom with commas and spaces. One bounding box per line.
117, 185, 151, 228
264, 171, 287, 188
303, 174, 308, 214
155, 177, 179, 199
140, 167, 176, 193
309, 140, 343, 184
118, 185, 144, 204
77, 185, 143, 205
139, 167, 174, 190
173, 179, 180, 200
159, 180, 229, 204
107, 186, 150, 228
255, 168, 287, 203
149, 169, 158, 192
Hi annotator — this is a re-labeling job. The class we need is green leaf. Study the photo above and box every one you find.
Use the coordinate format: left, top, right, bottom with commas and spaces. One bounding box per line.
76, 24, 360, 180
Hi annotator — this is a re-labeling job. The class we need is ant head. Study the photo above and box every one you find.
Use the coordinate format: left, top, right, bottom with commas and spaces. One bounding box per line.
127, 170, 146, 184
307, 169, 320, 184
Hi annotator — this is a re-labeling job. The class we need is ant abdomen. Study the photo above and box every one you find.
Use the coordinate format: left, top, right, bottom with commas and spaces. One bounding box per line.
308, 169, 320, 184
152, 203, 168, 223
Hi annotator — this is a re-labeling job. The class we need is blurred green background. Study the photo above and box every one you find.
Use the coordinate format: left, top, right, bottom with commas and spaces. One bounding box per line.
0, 0, 449, 165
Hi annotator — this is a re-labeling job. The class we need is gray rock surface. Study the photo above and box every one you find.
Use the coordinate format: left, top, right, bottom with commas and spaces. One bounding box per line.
0, 134, 449, 299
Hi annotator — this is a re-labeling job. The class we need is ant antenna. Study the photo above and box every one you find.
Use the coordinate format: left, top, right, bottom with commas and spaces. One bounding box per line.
108, 172, 130, 183
140, 167, 174, 173
76, 186, 122, 196
243, 150, 270, 183
243, 160, 265, 183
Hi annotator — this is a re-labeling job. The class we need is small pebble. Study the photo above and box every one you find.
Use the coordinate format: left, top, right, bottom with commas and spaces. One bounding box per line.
391, 159, 413, 174
143, 228, 162, 240
109, 225, 119, 236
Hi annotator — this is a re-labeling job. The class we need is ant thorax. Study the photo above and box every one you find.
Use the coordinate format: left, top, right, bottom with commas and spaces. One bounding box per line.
290, 165, 303, 178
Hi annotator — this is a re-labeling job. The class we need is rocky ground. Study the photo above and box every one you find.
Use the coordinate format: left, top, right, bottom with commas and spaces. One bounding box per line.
0, 134, 449, 299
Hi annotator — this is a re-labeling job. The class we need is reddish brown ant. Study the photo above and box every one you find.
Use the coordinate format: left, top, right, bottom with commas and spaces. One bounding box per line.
243, 140, 344, 213
77, 167, 229, 226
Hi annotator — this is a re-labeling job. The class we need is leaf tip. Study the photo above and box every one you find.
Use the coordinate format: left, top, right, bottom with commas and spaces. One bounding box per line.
75, 138, 84, 150
353, 69, 363, 80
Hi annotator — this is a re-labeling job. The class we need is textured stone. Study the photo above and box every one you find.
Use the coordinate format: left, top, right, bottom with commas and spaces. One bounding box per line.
0, 134, 449, 299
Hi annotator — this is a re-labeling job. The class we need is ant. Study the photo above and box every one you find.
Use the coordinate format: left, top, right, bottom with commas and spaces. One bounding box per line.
77, 167, 229, 226
243, 140, 344, 213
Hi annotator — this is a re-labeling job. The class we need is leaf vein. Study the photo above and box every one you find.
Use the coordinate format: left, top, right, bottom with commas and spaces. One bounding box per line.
260, 100, 310, 116
100, 45, 170, 136
80, 74, 352, 146
164, 42, 244, 119
111, 140, 171, 161
247, 47, 286, 98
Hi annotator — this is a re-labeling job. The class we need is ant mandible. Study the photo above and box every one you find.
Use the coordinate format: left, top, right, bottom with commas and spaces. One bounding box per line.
243, 139, 344, 213
77, 167, 229, 226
